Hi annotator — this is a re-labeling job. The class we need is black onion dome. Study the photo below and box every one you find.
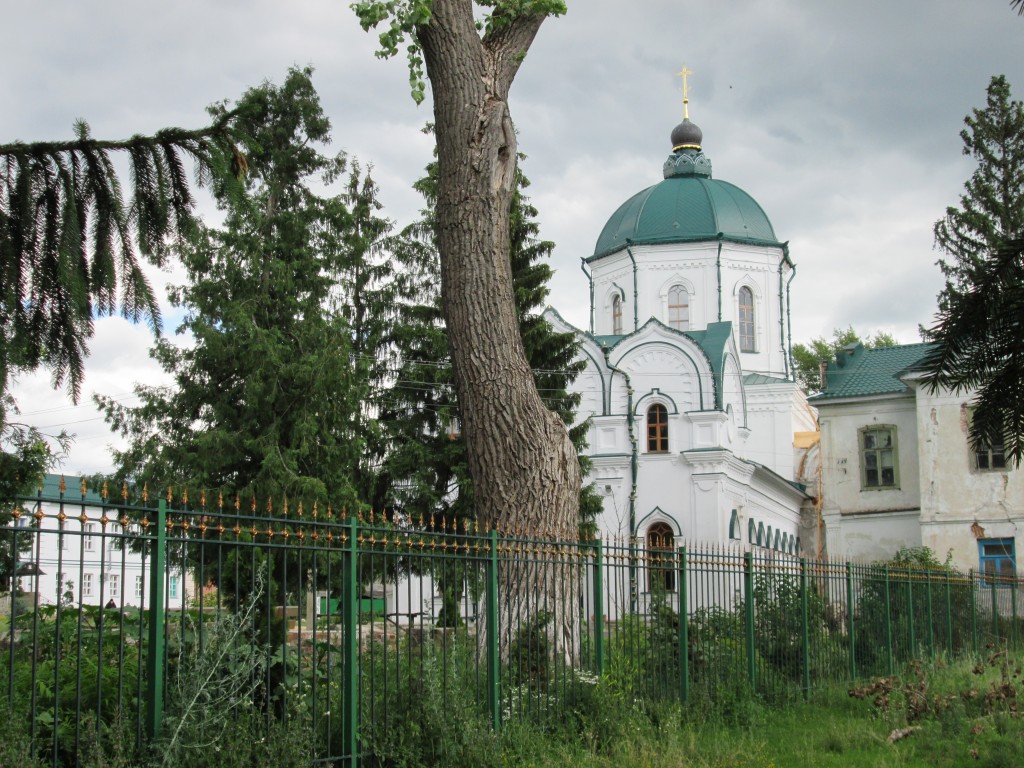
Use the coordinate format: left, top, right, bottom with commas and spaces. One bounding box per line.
671, 118, 702, 150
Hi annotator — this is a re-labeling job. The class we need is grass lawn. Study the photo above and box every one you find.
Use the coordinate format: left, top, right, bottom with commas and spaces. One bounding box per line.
502, 655, 1024, 768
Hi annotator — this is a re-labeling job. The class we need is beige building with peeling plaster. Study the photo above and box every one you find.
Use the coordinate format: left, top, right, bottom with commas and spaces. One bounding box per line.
812, 343, 1022, 580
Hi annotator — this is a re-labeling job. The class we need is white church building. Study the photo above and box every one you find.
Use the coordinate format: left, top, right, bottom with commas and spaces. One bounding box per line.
546, 108, 817, 559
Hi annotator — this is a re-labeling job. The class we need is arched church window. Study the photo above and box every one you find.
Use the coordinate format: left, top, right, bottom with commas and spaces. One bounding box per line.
647, 404, 668, 453
612, 294, 623, 335
646, 522, 675, 592
667, 285, 689, 331
738, 286, 756, 352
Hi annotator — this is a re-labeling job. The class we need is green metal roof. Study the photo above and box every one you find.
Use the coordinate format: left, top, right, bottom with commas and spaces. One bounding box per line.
37, 473, 105, 503
591, 175, 780, 260
685, 322, 732, 409
591, 334, 625, 347
808, 343, 935, 402
743, 372, 789, 386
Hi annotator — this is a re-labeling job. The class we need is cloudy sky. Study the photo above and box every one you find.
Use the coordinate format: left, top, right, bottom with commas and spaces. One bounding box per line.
4, 0, 1023, 476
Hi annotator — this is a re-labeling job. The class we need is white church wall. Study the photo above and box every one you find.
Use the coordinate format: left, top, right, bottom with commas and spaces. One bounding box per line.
687, 410, 727, 452
616, 338, 704, 414
719, 243, 791, 379
742, 382, 815, 483
635, 454, 692, 538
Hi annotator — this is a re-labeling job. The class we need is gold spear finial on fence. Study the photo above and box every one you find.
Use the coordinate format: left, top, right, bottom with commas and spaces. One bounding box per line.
182, 487, 189, 506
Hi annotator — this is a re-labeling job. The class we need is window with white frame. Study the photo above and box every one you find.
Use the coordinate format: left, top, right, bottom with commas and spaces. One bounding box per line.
109, 523, 122, 550
169, 575, 180, 600
107, 574, 120, 598
667, 284, 689, 331
612, 294, 623, 335
860, 425, 898, 489
135, 575, 144, 599
83, 573, 94, 597
738, 286, 756, 352
84, 523, 97, 551
969, 410, 1006, 471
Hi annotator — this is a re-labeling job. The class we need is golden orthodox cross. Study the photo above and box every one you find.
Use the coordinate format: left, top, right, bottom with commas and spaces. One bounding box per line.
677, 65, 694, 119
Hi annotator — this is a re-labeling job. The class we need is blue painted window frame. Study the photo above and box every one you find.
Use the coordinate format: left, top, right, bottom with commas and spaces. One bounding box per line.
979, 538, 1016, 586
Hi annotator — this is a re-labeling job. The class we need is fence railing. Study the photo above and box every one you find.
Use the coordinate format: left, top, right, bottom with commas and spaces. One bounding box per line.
3, 486, 1023, 766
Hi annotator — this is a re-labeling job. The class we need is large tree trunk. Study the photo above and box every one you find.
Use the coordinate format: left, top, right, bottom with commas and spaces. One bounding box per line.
418, 0, 581, 659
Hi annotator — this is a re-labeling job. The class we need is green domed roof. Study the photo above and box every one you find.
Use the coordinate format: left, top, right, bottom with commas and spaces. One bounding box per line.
592, 176, 779, 258
591, 120, 779, 259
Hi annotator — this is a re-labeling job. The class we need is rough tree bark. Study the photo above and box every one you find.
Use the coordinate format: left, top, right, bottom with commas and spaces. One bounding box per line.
416, 0, 581, 658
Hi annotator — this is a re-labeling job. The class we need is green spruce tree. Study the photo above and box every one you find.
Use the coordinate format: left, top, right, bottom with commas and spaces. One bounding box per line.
933, 74, 1024, 308
97, 68, 384, 509
923, 75, 1024, 467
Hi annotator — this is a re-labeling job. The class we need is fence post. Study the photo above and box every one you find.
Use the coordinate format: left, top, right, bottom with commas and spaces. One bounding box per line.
678, 546, 689, 706
1011, 576, 1018, 650
970, 569, 979, 655
744, 552, 756, 689
883, 565, 894, 675
799, 558, 810, 700
846, 562, 856, 683
341, 517, 359, 768
945, 571, 953, 656
593, 539, 604, 677
925, 570, 934, 658
145, 499, 167, 741
487, 530, 500, 731
991, 578, 999, 644
907, 575, 916, 657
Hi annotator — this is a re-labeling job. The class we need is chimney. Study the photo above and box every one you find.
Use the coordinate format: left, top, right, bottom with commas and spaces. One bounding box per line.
819, 360, 828, 390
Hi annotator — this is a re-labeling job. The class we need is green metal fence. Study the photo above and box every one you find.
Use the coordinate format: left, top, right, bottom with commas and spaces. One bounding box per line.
3, 484, 1023, 766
